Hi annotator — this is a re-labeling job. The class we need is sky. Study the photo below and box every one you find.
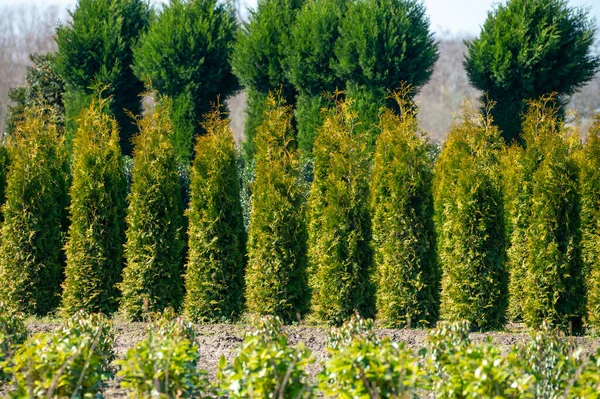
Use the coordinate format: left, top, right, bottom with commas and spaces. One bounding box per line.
0, 0, 599, 36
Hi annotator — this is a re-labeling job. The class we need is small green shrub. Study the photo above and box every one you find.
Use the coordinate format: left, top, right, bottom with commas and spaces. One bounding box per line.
6, 312, 114, 398
0, 303, 27, 381
370, 91, 438, 328
117, 312, 208, 399
245, 95, 309, 322
183, 107, 246, 323
433, 100, 507, 331
308, 98, 374, 325
61, 98, 127, 315
579, 114, 600, 332
0, 106, 70, 316
119, 98, 185, 320
218, 316, 314, 398
520, 98, 584, 332
320, 315, 423, 398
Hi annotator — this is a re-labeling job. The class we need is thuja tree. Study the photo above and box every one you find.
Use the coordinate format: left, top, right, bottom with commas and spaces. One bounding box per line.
244, 95, 309, 323
0, 107, 69, 315
61, 99, 127, 315
370, 92, 438, 328
286, 0, 348, 155
520, 98, 585, 332
119, 99, 185, 320
465, 0, 600, 144
6, 52, 65, 135
183, 108, 246, 323
133, 0, 238, 160
308, 98, 374, 325
433, 101, 507, 331
334, 0, 437, 137
0, 147, 9, 224
579, 114, 600, 332
232, 0, 303, 160
56, 0, 150, 155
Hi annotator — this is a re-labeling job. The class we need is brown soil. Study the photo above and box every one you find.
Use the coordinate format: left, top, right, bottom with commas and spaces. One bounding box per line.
3, 322, 600, 398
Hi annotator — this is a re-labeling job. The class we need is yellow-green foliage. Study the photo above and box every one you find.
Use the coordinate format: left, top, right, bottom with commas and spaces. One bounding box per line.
119, 98, 185, 320
244, 95, 309, 323
61, 99, 127, 315
581, 114, 600, 331
502, 144, 532, 322
0, 106, 69, 316
183, 108, 246, 323
0, 146, 10, 224
433, 101, 507, 331
370, 93, 438, 328
519, 98, 584, 332
308, 98, 374, 325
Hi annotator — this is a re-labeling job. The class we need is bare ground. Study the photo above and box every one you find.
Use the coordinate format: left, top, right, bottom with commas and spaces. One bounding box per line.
3, 322, 600, 398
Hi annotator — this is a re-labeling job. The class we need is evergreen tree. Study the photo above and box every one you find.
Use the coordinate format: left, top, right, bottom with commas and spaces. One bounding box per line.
0, 147, 10, 224
581, 114, 600, 332
0, 106, 69, 315
133, 0, 238, 160
308, 98, 373, 325
465, 0, 600, 144
183, 108, 246, 322
434, 101, 507, 331
61, 99, 127, 315
334, 0, 437, 136
285, 0, 347, 155
519, 98, 585, 332
119, 98, 185, 320
56, 0, 150, 155
6, 52, 65, 135
245, 95, 309, 323
232, 0, 303, 160
370, 92, 438, 328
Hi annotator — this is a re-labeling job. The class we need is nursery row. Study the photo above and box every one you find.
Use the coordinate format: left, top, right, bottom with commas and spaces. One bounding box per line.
2, 309, 600, 398
1, 92, 600, 333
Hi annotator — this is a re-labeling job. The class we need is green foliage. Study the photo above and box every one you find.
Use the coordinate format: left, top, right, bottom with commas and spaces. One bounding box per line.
6, 312, 115, 399
320, 316, 423, 398
370, 92, 438, 328
61, 99, 127, 315
218, 316, 314, 398
56, 0, 151, 155
433, 101, 507, 331
133, 0, 238, 160
465, 0, 600, 143
232, 0, 302, 159
117, 312, 209, 398
308, 98, 374, 325
0, 304, 27, 381
6, 52, 65, 135
245, 95, 309, 322
334, 0, 437, 132
519, 98, 585, 332
0, 146, 10, 224
286, 0, 347, 154
0, 106, 70, 316
580, 114, 600, 332
119, 98, 185, 320
183, 108, 246, 323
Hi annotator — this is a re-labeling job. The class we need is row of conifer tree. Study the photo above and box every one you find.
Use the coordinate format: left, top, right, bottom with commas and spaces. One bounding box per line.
0, 91, 599, 333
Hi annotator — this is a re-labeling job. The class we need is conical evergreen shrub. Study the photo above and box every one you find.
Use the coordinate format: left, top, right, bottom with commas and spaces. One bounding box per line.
0, 106, 69, 315
308, 98, 374, 325
244, 95, 309, 323
183, 108, 246, 322
61, 99, 127, 315
119, 98, 185, 320
520, 98, 584, 332
433, 100, 507, 331
0, 146, 10, 224
581, 114, 600, 332
370, 92, 438, 328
